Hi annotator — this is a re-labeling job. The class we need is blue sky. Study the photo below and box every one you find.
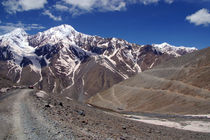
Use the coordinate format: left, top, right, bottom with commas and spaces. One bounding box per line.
0, 0, 210, 49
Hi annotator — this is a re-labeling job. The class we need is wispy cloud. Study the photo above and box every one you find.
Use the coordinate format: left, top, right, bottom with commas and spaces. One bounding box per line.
164, 0, 174, 4
43, 10, 62, 21
59, 0, 127, 16
54, 4, 69, 12
186, 8, 210, 26
134, 0, 159, 5
55, 0, 166, 16
2, 0, 47, 14
0, 22, 45, 35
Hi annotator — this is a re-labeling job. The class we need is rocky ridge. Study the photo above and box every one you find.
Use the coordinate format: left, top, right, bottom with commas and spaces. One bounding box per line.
0, 24, 197, 101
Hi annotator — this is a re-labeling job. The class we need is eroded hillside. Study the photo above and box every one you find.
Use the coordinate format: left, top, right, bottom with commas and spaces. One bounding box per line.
88, 47, 210, 115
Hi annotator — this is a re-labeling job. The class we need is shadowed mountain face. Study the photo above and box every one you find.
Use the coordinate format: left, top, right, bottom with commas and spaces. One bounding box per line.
0, 25, 197, 102
88, 47, 210, 115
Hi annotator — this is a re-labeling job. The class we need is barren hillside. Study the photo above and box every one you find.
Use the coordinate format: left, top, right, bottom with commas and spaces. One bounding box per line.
88, 47, 210, 115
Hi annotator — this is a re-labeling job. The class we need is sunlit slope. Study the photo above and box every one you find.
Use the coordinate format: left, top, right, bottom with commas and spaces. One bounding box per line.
88, 47, 210, 114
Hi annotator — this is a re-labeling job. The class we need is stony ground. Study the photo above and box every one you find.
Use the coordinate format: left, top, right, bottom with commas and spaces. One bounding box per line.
31, 90, 210, 140
0, 89, 210, 140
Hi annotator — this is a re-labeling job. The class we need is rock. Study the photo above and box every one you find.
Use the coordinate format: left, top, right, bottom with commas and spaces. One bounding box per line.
76, 110, 85, 116
59, 102, 63, 107
117, 108, 124, 111
45, 104, 51, 108
82, 120, 88, 125
122, 126, 126, 130
148, 129, 152, 133
0, 88, 9, 93
36, 91, 47, 98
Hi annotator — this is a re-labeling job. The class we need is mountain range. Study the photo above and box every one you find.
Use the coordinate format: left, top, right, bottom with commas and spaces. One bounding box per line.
0, 24, 197, 102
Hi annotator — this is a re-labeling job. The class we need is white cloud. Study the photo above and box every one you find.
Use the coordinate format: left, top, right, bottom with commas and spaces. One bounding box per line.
132, 0, 159, 5
186, 8, 210, 26
43, 10, 62, 21
54, 4, 69, 11
62, 0, 210, 15
63, 0, 97, 11
164, 0, 174, 4
0, 22, 45, 35
60, 0, 163, 16
2, 0, 47, 14
62, 0, 127, 15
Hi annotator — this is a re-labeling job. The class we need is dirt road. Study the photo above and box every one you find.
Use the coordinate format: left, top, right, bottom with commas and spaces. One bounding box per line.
0, 89, 74, 140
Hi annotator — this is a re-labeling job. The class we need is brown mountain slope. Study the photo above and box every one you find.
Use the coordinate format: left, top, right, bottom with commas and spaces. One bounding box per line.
0, 25, 196, 103
88, 47, 210, 115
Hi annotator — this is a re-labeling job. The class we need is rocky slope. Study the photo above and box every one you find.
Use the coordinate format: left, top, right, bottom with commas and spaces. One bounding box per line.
88, 47, 210, 114
0, 24, 197, 102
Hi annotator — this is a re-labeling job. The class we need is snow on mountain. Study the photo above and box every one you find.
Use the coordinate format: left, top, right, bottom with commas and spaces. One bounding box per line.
0, 24, 198, 101
0, 26, 197, 70
152, 42, 197, 57
29, 24, 90, 47
0, 28, 34, 64
0, 28, 42, 71
0, 28, 42, 83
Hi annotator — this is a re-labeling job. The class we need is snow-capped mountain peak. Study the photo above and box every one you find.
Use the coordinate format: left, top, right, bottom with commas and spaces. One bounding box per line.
3, 28, 27, 38
0, 27, 39, 70
0, 28, 30, 52
43, 24, 76, 36
152, 42, 197, 57
29, 24, 82, 47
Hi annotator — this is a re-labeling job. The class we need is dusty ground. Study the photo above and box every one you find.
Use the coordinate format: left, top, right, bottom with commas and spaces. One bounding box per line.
1, 89, 210, 140
31, 90, 210, 140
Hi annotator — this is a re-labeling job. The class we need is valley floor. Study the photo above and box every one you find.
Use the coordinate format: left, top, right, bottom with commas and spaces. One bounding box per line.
0, 89, 210, 140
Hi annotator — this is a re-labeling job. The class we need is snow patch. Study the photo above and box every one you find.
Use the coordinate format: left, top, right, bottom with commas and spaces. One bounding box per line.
61, 60, 81, 93
48, 67, 55, 77
7, 61, 22, 83
82, 76, 85, 86
100, 59, 128, 79
149, 62, 155, 69
52, 82, 57, 93
185, 114, 210, 119
125, 115, 210, 133
66, 97, 73, 100
0, 88, 9, 93
134, 63, 142, 73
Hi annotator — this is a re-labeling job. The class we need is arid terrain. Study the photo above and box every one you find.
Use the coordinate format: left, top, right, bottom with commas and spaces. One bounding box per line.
0, 25, 209, 140
88, 47, 210, 115
0, 89, 210, 140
